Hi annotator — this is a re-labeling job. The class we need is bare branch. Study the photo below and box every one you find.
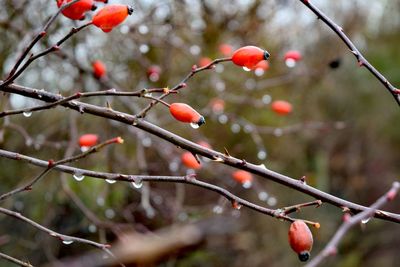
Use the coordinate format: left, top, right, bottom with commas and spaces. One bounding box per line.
0, 251, 34, 267
305, 181, 400, 267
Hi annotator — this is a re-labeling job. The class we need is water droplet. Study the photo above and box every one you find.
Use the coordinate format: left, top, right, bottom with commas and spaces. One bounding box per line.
231, 201, 242, 210
178, 212, 188, 221
138, 24, 149, 34
218, 114, 228, 124
190, 122, 200, 129
242, 66, 251, 72
105, 209, 115, 219
25, 139, 33, 147
267, 197, 277, 206
262, 94, 271, 104
255, 68, 265, 76
216, 81, 225, 92
149, 73, 159, 82
73, 172, 85, 181
80, 146, 90, 152
144, 92, 152, 97
361, 218, 370, 224
242, 181, 252, 189
243, 124, 254, 133
62, 240, 74, 245
23, 111, 32, 117
257, 150, 267, 160
96, 197, 105, 206
169, 161, 179, 172
273, 128, 283, 137
215, 64, 224, 73
212, 205, 223, 214
142, 137, 152, 147
258, 191, 269, 201
189, 45, 201, 55
285, 58, 296, 68
139, 44, 149, 54
132, 178, 143, 189
105, 179, 116, 184
231, 123, 241, 133
88, 224, 97, 233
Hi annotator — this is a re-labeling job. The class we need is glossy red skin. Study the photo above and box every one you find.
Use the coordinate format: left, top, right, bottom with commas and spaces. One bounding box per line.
92, 60, 106, 78
92, 4, 130, 32
181, 152, 201, 169
288, 220, 313, 254
57, 0, 94, 20
271, 100, 292, 115
284, 50, 302, 61
232, 46, 266, 69
169, 103, 203, 124
79, 134, 99, 147
232, 170, 253, 184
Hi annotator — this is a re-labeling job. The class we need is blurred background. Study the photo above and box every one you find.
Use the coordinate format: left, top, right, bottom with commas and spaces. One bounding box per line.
0, 0, 400, 266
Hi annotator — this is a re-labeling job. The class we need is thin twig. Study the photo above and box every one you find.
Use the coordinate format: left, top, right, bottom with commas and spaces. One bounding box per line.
0, 207, 111, 250
0, 251, 34, 267
305, 181, 400, 267
136, 57, 232, 118
298, 0, 400, 106
0, 149, 318, 227
0, 137, 122, 201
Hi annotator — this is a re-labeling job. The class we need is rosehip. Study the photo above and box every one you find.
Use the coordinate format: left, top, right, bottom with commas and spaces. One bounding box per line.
147, 65, 161, 82
199, 57, 212, 68
253, 60, 269, 71
232, 170, 253, 185
181, 152, 201, 170
79, 134, 99, 147
198, 141, 211, 149
57, 0, 96, 20
169, 103, 205, 126
284, 50, 302, 68
219, 44, 233, 57
284, 50, 302, 62
210, 98, 225, 114
288, 220, 313, 262
92, 4, 133, 32
271, 100, 292, 115
92, 60, 106, 79
232, 46, 270, 69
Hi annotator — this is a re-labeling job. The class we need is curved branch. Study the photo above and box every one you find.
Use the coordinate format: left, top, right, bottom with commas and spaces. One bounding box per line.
298, 0, 400, 105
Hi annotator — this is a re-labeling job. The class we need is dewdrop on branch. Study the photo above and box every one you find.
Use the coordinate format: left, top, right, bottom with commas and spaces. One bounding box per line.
57, 0, 97, 20
288, 220, 314, 262
232, 46, 270, 70
92, 4, 134, 32
169, 103, 205, 128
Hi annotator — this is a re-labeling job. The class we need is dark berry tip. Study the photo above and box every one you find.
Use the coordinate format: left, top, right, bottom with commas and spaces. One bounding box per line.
127, 6, 134, 15
91, 5, 97, 11
197, 116, 206, 126
263, 50, 270, 60
298, 252, 310, 262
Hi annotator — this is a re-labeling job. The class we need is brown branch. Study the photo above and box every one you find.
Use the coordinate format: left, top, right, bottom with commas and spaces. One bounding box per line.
0, 251, 34, 267
4, 0, 81, 80
305, 181, 400, 267
0, 148, 317, 227
0, 207, 110, 250
298, 0, 400, 106
1, 83, 400, 224
0, 137, 123, 201
136, 57, 232, 118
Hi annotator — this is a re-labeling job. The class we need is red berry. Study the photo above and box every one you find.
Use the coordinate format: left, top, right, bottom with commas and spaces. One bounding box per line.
169, 103, 205, 126
232, 46, 270, 69
284, 50, 302, 62
147, 65, 161, 82
79, 134, 99, 147
57, 0, 96, 20
253, 60, 269, 71
288, 220, 313, 262
92, 4, 133, 32
271, 100, 292, 115
181, 152, 201, 169
219, 44, 233, 57
210, 98, 225, 113
232, 170, 253, 184
92, 60, 106, 78
199, 57, 212, 68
